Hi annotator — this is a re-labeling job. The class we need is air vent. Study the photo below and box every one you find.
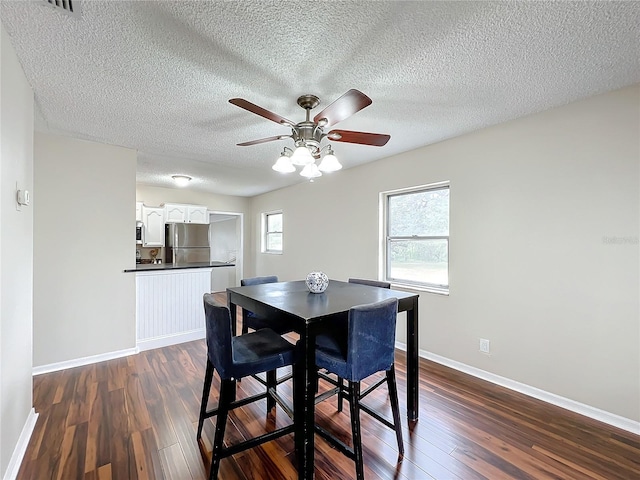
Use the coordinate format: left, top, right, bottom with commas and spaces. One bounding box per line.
39, 0, 81, 17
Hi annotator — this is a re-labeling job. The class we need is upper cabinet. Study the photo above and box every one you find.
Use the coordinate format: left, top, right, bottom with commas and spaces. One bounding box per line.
186, 205, 208, 224
163, 203, 208, 224
164, 203, 187, 223
142, 206, 165, 247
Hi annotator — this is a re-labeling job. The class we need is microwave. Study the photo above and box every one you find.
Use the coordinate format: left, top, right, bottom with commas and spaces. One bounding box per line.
136, 221, 143, 244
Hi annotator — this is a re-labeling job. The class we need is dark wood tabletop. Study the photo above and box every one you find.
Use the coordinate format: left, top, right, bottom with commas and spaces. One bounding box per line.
227, 279, 417, 322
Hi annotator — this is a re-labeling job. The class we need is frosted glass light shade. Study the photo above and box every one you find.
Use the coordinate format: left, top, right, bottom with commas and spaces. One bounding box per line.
172, 175, 192, 186
272, 155, 295, 173
300, 162, 322, 178
290, 146, 314, 166
318, 153, 342, 172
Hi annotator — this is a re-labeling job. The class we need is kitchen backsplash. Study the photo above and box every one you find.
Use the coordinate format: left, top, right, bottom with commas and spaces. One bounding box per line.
137, 246, 165, 261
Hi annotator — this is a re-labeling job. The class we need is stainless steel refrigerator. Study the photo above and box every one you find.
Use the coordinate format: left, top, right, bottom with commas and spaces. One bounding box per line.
165, 223, 210, 265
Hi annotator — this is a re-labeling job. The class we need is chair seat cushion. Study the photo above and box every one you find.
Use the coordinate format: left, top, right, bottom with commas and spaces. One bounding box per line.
230, 328, 296, 379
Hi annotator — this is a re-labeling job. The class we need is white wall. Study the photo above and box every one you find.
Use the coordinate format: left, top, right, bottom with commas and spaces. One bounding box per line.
210, 218, 237, 263
33, 133, 137, 367
250, 85, 640, 423
0, 25, 34, 477
210, 217, 238, 290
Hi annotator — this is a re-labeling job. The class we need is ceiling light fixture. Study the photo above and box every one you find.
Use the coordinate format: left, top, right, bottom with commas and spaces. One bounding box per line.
272, 151, 296, 173
273, 143, 342, 178
171, 175, 192, 187
230, 90, 391, 181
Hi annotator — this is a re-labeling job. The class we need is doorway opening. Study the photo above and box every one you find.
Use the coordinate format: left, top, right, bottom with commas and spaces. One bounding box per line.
209, 211, 243, 292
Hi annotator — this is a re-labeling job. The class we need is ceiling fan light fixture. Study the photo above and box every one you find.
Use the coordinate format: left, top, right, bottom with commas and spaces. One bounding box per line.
171, 175, 192, 187
290, 145, 314, 166
300, 162, 322, 179
272, 153, 296, 173
230, 90, 390, 182
318, 150, 342, 172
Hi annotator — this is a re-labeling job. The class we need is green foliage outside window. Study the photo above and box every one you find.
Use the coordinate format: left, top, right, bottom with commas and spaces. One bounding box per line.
386, 187, 449, 289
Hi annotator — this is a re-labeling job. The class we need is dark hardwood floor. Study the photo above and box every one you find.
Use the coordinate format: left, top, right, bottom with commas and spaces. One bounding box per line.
18, 297, 640, 479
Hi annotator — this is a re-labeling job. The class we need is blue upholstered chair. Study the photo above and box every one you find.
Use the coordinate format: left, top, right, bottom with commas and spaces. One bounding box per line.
240, 276, 295, 335
197, 294, 296, 480
317, 278, 392, 411
314, 297, 404, 480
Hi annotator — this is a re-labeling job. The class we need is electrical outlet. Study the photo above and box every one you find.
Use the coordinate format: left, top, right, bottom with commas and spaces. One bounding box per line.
479, 338, 490, 354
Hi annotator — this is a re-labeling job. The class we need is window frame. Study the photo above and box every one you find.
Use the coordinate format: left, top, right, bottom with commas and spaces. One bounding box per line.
381, 182, 450, 294
262, 210, 283, 254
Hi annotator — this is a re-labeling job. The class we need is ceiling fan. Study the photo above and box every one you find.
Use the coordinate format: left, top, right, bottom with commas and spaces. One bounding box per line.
229, 89, 390, 178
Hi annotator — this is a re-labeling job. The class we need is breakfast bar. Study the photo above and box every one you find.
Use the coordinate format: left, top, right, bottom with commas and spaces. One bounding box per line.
125, 262, 235, 350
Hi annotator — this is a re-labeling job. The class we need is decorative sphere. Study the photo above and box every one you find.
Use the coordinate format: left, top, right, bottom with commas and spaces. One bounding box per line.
306, 271, 329, 293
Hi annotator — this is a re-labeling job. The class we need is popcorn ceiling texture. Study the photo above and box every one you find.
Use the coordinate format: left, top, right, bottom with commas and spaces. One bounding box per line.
1, 1, 639, 196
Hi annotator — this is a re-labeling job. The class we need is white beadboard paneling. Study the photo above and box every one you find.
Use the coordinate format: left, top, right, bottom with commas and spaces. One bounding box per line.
136, 268, 212, 344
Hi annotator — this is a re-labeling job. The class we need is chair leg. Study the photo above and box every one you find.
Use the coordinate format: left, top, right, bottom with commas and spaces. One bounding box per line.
337, 376, 344, 412
197, 359, 215, 440
266, 369, 276, 412
210, 378, 233, 480
386, 365, 404, 457
348, 381, 364, 480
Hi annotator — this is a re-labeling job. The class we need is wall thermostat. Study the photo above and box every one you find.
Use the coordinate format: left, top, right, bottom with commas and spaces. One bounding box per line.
17, 189, 30, 206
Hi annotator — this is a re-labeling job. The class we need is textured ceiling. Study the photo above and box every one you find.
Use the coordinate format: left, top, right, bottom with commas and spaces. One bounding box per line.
2, 1, 639, 196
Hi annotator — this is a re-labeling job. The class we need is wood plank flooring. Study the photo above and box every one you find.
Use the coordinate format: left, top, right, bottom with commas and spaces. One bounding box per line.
18, 298, 640, 479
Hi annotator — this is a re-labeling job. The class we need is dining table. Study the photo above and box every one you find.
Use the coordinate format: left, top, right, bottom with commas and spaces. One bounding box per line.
226, 279, 420, 480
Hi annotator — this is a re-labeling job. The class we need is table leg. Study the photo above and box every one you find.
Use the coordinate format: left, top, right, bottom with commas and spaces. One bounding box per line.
406, 298, 419, 421
294, 328, 316, 479
229, 299, 237, 336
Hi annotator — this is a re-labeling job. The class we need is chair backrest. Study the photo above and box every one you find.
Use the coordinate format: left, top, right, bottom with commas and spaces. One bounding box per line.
203, 293, 234, 379
348, 278, 391, 289
241, 275, 279, 287
240, 276, 279, 321
346, 297, 398, 381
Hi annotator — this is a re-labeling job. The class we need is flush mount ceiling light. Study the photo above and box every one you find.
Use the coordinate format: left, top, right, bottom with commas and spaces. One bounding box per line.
229, 89, 390, 180
171, 175, 192, 187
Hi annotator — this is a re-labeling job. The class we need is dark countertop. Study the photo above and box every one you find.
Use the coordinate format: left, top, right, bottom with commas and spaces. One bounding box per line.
124, 262, 235, 273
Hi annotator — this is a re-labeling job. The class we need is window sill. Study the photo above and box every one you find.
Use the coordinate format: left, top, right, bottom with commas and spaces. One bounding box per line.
389, 282, 449, 296
261, 251, 282, 255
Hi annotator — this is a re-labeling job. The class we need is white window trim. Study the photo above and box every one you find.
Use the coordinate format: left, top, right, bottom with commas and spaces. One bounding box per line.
379, 181, 450, 295
261, 210, 283, 254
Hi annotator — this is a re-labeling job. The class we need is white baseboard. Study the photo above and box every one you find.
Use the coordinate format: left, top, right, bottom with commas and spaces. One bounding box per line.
31, 330, 206, 376
395, 341, 640, 435
32, 347, 139, 376
3, 408, 38, 480
137, 329, 205, 352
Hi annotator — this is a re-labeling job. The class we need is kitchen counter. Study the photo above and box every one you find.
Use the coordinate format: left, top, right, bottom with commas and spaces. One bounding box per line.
124, 261, 234, 273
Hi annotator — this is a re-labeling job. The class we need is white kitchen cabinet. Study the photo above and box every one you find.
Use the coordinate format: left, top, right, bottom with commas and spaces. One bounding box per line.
163, 203, 208, 224
135, 201, 143, 222
142, 206, 165, 246
164, 203, 187, 223
186, 205, 208, 224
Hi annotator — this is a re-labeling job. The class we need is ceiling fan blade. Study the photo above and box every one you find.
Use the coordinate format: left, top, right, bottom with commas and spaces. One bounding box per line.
229, 98, 295, 127
313, 89, 372, 128
327, 129, 390, 147
237, 135, 290, 146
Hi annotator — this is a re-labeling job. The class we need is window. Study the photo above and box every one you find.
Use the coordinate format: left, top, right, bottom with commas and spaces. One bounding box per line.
262, 211, 283, 254
383, 183, 449, 292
